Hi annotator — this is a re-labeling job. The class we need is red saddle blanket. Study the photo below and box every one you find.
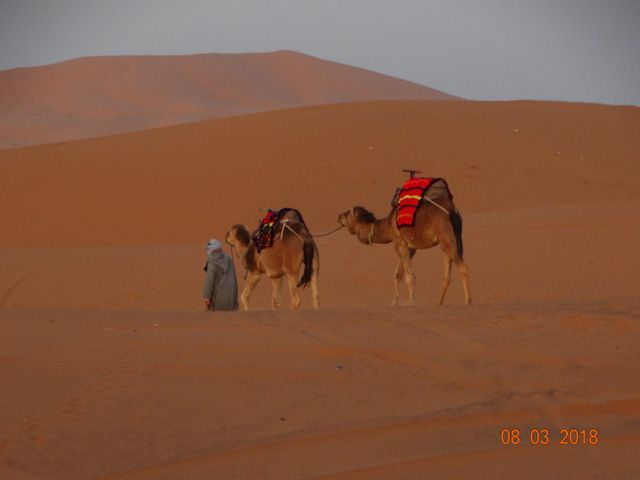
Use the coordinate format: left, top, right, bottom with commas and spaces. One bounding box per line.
395, 177, 436, 228
253, 210, 280, 252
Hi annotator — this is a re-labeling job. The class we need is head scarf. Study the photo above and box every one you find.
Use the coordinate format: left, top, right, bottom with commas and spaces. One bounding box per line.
206, 238, 222, 253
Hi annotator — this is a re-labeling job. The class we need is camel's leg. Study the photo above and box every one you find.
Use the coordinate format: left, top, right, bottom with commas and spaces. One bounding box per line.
286, 274, 302, 310
455, 258, 472, 305
271, 275, 283, 310
406, 248, 417, 305
438, 225, 471, 305
394, 242, 416, 305
392, 260, 404, 307
438, 256, 453, 305
310, 254, 320, 310
392, 248, 416, 306
240, 273, 261, 311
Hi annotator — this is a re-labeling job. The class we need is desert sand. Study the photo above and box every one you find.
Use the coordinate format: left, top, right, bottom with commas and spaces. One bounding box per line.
1, 99, 639, 479
0, 51, 455, 149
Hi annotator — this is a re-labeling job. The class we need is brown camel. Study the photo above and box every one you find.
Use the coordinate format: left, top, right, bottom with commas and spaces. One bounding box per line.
338, 180, 471, 306
225, 211, 320, 310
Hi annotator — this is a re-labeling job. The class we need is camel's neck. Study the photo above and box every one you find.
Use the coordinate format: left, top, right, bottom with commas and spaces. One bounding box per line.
231, 237, 256, 270
233, 242, 248, 260
355, 214, 394, 245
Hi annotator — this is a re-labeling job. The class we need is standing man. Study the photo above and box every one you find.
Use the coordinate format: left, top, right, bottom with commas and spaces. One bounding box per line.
202, 239, 239, 311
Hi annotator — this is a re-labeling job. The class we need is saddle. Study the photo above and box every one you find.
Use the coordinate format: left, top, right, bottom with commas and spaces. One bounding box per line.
393, 177, 451, 228
252, 208, 306, 252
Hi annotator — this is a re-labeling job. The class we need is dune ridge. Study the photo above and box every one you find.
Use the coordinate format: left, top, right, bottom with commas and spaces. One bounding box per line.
0, 51, 456, 149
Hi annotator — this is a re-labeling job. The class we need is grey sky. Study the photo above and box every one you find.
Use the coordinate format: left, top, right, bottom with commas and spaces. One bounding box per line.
1, 0, 638, 105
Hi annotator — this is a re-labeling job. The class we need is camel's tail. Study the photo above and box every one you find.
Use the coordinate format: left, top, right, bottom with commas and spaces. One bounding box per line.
298, 239, 315, 288
449, 209, 464, 259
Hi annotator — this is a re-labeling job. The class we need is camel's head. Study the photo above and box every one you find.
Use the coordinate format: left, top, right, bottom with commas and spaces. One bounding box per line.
338, 207, 376, 233
225, 224, 251, 248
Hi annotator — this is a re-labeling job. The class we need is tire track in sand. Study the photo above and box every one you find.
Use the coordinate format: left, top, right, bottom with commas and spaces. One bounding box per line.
0, 269, 39, 308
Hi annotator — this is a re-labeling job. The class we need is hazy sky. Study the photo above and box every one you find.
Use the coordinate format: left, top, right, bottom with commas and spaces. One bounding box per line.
1, 0, 638, 105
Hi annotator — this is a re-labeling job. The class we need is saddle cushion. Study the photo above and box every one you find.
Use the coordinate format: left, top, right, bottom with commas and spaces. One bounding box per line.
252, 208, 305, 253
395, 177, 439, 228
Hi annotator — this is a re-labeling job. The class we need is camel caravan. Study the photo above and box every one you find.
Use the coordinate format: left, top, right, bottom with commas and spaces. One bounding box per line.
225, 170, 470, 310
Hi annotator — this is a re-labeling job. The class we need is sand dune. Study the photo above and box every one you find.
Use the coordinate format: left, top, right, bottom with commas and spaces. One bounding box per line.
0, 51, 455, 149
1, 303, 638, 479
1, 99, 639, 478
1, 100, 638, 248
1, 100, 638, 308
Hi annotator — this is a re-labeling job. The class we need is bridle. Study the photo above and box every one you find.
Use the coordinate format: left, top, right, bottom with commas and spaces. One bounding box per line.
342, 207, 377, 246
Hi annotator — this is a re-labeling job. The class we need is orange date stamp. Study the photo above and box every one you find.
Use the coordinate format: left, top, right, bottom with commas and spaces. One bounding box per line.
500, 428, 599, 446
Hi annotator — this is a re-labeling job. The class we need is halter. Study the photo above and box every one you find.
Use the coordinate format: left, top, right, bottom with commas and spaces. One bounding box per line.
367, 223, 376, 245
345, 207, 378, 245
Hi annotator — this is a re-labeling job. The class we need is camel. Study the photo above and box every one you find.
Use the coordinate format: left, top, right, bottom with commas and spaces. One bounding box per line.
338, 179, 471, 306
225, 209, 320, 310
